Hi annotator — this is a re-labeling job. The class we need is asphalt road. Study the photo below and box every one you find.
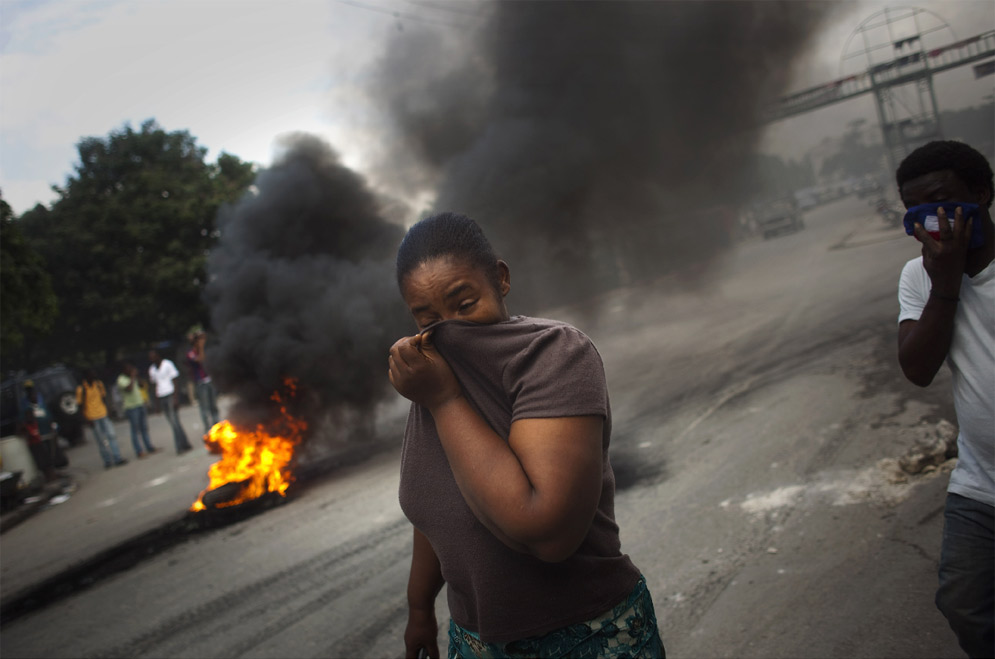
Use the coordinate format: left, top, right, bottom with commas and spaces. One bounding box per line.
0, 195, 965, 658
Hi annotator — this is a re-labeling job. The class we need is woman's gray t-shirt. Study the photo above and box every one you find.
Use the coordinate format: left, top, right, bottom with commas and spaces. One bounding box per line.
398, 316, 641, 643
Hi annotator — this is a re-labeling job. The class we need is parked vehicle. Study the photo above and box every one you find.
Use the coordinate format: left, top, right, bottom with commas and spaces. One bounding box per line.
854, 176, 884, 199
874, 197, 904, 228
756, 197, 805, 239
0, 366, 85, 445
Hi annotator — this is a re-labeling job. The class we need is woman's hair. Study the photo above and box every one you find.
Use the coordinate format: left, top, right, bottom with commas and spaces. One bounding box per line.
396, 212, 500, 290
896, 140, 994, 208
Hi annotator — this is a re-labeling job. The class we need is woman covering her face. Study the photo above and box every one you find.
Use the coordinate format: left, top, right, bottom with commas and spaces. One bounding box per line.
389, 212, 664, 659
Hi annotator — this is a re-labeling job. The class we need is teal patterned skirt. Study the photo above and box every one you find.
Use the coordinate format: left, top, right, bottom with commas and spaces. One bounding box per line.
447, 575, 665, 659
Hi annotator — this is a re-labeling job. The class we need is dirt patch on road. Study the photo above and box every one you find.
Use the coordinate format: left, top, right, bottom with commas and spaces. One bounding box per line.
730, 458, 953, 517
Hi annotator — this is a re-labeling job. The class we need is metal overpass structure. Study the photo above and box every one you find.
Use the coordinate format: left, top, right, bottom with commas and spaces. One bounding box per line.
764, 26, 995, 175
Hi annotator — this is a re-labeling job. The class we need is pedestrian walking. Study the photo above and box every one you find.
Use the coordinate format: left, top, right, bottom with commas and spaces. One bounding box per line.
148, 349, 193, 455
896, 140, 994, 659
390, 213, 664, 658
76, 370, 127, 469
117, 362, 158, 458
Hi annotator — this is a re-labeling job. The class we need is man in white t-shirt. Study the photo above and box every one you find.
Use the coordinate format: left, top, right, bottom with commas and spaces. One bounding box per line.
149, 348, 193, 455
896, 140, 994, 658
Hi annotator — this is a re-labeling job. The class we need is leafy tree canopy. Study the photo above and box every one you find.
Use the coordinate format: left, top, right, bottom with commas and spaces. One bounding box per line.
1, 195, 59, 369
818, 119, 886, 181
17, 119, 255, 369
749, 152, 816, 199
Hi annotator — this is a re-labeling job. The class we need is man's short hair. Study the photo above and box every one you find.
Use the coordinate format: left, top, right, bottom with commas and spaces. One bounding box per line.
896, 140, 994, 208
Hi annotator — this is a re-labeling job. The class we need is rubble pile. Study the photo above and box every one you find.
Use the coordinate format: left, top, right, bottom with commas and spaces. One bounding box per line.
879, 420, 958, 484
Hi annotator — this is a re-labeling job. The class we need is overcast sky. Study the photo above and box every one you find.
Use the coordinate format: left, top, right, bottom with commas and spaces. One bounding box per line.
1, 0, 993, 216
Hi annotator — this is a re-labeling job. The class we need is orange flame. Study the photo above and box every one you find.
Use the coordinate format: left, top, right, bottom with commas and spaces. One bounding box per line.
191, 378, 306, 512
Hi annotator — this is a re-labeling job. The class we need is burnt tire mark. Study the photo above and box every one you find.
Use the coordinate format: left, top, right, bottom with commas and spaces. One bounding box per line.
0, 496, 291, 628
219, 541, 411, 659
329, 594, 409, 657
89, 517, 409, 659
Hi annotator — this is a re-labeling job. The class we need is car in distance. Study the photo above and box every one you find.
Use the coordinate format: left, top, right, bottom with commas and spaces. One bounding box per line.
756, 196, 804, 240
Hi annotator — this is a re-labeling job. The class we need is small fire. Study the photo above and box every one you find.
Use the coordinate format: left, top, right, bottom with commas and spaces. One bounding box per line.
191, 378, 306, 512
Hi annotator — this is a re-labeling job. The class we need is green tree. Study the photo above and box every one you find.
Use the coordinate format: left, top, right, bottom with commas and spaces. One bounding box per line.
819, 119, 887, 181
750, 152, 816, 198
214, 151, 256, 200
0, 195, 59, 370
18, 120, 255, 367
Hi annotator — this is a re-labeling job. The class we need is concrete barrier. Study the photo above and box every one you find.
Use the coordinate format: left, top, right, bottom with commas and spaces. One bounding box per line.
1, 435, 39, 488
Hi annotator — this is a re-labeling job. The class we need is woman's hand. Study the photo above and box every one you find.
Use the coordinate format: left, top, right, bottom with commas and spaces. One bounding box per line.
404, 606, 439, 659
388, 332, 462, 410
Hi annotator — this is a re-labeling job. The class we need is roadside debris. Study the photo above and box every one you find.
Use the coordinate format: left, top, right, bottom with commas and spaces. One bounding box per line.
879, 420, 958, 484
0, 478, 77, 534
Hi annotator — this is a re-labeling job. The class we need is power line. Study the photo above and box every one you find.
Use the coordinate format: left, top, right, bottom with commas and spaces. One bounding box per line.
334, 0, 479, 29
404, 0, 489, 18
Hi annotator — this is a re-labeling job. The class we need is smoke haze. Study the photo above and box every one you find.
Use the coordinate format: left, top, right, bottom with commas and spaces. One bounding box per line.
201, 1, 841, 437
373, 1, 842, 308
204, 134, 408, 433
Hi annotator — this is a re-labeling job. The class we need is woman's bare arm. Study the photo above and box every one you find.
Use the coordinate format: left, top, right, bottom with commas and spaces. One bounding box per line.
429, 400, 604, 562
405, 528, 444, 658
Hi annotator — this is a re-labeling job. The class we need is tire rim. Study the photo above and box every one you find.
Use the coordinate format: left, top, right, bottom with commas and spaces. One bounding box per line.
59, 394, 79, 416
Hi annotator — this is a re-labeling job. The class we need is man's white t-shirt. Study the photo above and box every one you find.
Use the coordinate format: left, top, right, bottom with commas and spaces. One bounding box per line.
149, 359, 180, 398
899, 257, 995, 507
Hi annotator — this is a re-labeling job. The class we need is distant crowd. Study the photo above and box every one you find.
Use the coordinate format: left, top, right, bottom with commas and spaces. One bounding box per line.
17, 329, 222, 480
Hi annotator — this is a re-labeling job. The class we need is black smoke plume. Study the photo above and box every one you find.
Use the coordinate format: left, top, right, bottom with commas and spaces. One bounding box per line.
204, 134, 409, 435
373, 1, 842, 309
200, 2, 840, 440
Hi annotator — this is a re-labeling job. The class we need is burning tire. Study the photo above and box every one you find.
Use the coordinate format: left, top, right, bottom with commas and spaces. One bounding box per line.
199, 481, 250, 509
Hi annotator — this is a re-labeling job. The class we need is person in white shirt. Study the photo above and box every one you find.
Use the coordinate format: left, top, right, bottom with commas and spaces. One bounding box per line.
148, 348, 193, 455
896, 140, 994, 658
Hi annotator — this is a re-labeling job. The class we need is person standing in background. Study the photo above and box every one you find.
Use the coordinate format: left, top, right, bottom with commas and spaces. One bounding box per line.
117, 362, 158, 458
148, 349, 193, 455
76, 370, 127, 469
186, 329, 221, 436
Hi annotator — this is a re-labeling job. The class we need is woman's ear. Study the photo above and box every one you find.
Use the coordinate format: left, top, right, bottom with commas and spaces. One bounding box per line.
497, 260, 511, 297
